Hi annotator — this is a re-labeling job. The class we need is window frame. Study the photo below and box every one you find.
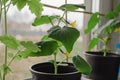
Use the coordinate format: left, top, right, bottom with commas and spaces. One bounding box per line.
83, 0, 93, 51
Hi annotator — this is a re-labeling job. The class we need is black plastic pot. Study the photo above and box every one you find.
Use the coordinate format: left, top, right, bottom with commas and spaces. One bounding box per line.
29, 62, 81, 80
85, 52, 120, 80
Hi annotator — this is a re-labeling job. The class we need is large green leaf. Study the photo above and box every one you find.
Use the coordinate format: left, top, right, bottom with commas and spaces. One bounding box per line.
41, 35, 63, 47
11, 0, 43, 17
27, 0, 43, 18
48, 26, 80, 53
32, 16, 57, 26
28, 40, 58, 56
59, 4, 85, 10
84, 12, 100, 34
73, 55, 92, 75
16, 0, 27, 10
21, 41, 40, 52
0, 35, 20, 50
88, 38, 99, 51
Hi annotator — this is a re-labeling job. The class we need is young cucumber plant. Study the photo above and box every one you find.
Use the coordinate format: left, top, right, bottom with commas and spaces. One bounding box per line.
0, 0, 43, 80
84, 3, 120, 56
29, 4, 92, 75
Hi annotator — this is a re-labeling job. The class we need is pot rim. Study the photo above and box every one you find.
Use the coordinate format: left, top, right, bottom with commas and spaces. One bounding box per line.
29, 62, 80, 76
85, 51, 120, 58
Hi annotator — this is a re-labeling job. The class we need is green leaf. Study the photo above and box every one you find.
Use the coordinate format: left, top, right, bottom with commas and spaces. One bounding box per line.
32, 16, 56, 26
1, 0, 9, 5
59, 4, 85, 10
18, 49, 31, 58
94, 19, 115, 34
111, 20, 120, 26
28, 40, 58, 56
105, 11, 118, 19
110, 20, 120, 33
48, 26, 80, 53
16, 0, 27, 10
88, 38, 99, 51
0, 35, 20, 50
11, 0, 18, 5
73, 55, 92, 75
103, 22, 120, 34
14, 55, 22, 60
105, 4, 120, 19
41, 35, 53, 41
21, 41, 40, 52
103, 26, 113, 34
84, 12, 100, 34
27, 0, 43, 18
41, 35, 62, 47
114, 3, 120, 14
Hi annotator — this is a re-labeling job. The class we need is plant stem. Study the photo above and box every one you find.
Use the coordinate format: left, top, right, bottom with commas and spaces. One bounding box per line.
99, 38, 108, 56
57, 11, 66, 26
48, 17, 54, 26
65, 0, 68, 26
0, 75, 2, 80
103, 52, 106, 56
6, 1, 11, 13
0, 1, 2, 80
54, 54, 57, 74
0, 0, 2, 22
43, 3, 105, 16
59, 48, 65, 54
3, 0, 8, 80
8, 50, 20, 66
3, 1, 8, 34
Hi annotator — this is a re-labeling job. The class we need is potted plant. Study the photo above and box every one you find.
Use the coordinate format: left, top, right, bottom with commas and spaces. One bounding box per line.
0, 0, 43, 80
84, 3, 120, 80
27, 4, 92, 80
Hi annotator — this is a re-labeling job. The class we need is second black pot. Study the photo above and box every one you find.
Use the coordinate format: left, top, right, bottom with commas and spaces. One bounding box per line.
85, 52, 120, 80
29, 62, 81, 80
